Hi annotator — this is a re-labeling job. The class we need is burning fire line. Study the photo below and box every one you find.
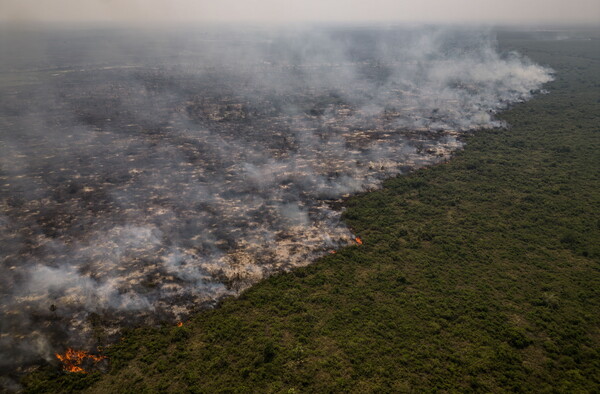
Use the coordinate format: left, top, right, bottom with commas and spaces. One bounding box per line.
355, 237, 363, 245
55, 348, 107, 373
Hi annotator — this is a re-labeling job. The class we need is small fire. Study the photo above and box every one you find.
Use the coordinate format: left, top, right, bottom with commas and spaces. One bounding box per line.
55, 348, 107, 373
355, 237, 363, 245
329, 250, 336, 254
177, 322, 184, 327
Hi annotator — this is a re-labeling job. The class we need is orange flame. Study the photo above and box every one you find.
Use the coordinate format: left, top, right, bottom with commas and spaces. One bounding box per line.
355, 237, 363, 245
55, 348, 107, 373
177, 322, 184, 327
329, 250, 336, 254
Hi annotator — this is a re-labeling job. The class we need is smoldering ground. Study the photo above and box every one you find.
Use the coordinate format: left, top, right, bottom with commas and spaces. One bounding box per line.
0, 25, 553, 372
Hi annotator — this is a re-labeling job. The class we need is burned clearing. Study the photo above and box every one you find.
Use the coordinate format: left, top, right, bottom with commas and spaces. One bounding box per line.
0, 26, 553, 373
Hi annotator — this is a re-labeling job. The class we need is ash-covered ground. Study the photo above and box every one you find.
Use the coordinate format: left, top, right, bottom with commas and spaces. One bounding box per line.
0, 26, 552, 371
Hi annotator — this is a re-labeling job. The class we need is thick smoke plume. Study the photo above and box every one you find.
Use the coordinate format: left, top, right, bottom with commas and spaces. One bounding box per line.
0, 26, 552, 372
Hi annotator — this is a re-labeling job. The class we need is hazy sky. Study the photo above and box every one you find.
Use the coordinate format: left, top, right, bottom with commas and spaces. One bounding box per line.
1, 0, 599, 25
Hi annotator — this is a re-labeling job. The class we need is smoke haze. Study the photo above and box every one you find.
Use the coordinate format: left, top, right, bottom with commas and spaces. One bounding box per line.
0, 26, 552, 373
1, 0, 599, 24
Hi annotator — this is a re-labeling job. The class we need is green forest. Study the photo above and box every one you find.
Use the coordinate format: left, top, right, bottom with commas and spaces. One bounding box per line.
23, 30, 600, 392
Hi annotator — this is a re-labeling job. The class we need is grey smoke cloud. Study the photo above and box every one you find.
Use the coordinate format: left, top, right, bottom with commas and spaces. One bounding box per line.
0, 26, 553, 374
